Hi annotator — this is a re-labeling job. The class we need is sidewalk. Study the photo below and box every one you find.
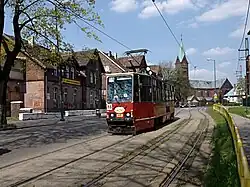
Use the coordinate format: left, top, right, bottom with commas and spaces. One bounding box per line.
4, 113, 106, 130
230, 114, 250, 167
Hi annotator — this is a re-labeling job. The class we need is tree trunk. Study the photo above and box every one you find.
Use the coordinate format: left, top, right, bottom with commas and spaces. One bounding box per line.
0, 78, 8, 126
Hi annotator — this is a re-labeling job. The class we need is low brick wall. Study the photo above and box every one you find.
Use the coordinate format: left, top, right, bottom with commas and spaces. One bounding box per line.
19, 109, 107, 121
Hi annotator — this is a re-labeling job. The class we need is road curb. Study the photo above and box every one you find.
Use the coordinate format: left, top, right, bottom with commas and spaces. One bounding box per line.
1, 115, 106, 131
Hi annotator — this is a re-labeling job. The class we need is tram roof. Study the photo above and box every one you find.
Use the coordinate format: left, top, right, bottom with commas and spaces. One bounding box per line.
106, 72, 174, 85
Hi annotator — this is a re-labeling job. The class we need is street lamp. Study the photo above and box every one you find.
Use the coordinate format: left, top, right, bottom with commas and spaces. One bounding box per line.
207, 58, 216, 95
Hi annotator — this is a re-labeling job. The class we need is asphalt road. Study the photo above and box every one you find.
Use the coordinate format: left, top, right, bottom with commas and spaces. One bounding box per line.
0, 117, 108, 167
0, 107, 212, 187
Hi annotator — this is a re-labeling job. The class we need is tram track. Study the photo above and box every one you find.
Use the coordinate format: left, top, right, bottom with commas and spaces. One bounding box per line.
0, 133, 109, 170
1, 108, 184, 170
81, 110, 192, 187
0, 121, 106, 148
157, 109, 209, 187
4, 109, 188, 187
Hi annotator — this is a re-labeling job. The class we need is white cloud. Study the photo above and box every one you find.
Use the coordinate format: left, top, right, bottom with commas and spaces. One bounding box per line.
196, 0, 247, 22
218, 61, 231, 68
110, 0, 138, 13
203, 47, 235, 56
189, 68, 227, 80
229, 23, 250, 38
186, 48, 197, 55
177, 18, 199, 28
188, 22, 199, 28
138, 0, 194, 19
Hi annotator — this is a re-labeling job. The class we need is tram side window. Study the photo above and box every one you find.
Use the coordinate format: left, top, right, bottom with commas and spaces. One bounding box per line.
134, 74, 139, 102
158, 80, 161, 102
140, 75, 152, 102
170, 85, 173, 100
156, 80, 158, 102
162, 83, 165, 101
153, 78, 157, 102
165, 83, 168, 101
167, 84, 170, 101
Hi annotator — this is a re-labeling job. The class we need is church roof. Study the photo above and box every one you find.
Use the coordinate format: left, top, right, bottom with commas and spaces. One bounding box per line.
178, 38, 185, 62
189, 78, 228, 89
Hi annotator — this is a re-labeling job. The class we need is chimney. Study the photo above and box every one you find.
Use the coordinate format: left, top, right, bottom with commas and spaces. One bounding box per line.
109, 51, 112, 57
115, 53, 118, 59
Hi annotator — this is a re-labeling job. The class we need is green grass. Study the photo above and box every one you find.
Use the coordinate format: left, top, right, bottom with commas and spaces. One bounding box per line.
204, 107, 240, 187
228, 106, 250, 118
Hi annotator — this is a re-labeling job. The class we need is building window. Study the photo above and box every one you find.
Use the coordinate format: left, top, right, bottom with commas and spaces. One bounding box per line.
71, 67, 75, 79
104, 66, 110, 73
53, 87, 58, 100
65, 66, 70, 78
73, 88, 77, 104
64, 88, 68, 102
94, 73, 96, 84
90, 72, 94, 83
54, 69, 58, 76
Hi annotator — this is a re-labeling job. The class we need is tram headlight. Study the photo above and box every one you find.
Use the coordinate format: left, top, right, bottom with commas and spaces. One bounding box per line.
110, 113, 115, 117
126, 113, 130, 117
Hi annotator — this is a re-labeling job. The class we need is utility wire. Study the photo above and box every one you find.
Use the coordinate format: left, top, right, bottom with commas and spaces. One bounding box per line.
152, 0, 196, 69
55, 2, 149, 68
72, 21, 143, 68
239, 0, 250, 50
237, 0, 250, 73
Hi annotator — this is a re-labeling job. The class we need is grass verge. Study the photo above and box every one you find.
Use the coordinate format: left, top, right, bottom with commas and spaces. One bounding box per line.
228, 106, 250, 118
204, 107, 240, 187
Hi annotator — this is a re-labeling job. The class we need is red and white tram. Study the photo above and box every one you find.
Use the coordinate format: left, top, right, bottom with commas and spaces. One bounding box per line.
106, 71, 175, 135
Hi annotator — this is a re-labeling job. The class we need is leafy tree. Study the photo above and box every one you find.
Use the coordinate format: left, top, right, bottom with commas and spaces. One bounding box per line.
236, 77, 245, 95
160, 61, 191, 102
0, 0, 102, 126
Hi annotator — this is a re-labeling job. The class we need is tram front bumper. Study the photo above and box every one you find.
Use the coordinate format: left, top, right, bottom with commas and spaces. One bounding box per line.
108, 125, 135, 134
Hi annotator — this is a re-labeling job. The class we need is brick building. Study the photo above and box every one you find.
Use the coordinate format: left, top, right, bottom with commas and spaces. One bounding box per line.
73, 49, 105, 109
116, 54, 148, 73
173, 37, 233, 102
25, 48, 105, 111
2, 35, 106, 112
24, 51, 84, 112
175, 38, 189, 82
190, 78, 233, 101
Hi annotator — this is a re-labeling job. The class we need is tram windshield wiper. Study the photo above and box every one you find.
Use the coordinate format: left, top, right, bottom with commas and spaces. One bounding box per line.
115, 97, 120, 104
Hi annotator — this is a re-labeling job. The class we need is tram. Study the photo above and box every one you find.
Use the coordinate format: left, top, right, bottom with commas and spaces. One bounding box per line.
106, 70, 175, 135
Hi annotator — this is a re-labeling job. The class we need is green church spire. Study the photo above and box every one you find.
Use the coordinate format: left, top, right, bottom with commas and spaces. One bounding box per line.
178, 34, 185, 62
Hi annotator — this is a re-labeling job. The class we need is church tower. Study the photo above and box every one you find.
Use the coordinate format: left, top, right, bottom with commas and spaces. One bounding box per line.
175, 35, 189, 81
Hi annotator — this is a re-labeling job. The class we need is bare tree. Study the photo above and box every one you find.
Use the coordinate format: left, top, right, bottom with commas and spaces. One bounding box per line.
159, 60, 191, 101
0, 0, 103, 127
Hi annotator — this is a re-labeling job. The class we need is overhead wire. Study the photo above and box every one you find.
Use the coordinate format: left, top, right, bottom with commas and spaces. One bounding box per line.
151, 0, 196, 69
239, 0, 250, 50
55, 2, 150, 69
237, 0, 250, 73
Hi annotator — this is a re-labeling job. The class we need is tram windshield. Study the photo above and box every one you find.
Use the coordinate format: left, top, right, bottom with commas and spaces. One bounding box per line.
107, 75, 132, 103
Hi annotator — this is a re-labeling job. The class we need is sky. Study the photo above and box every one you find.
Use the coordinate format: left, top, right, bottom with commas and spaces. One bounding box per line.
4, 0, 250, 85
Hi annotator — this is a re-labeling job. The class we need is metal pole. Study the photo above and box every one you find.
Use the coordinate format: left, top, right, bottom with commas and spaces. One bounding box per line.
214, 60, 216, 94
245, 38, 249, 113
55, 5, 65, 121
